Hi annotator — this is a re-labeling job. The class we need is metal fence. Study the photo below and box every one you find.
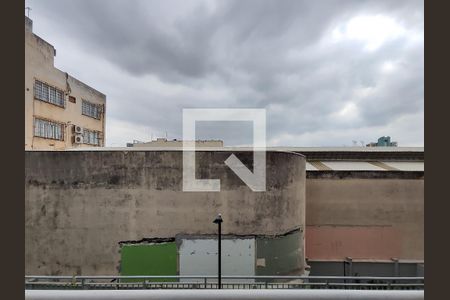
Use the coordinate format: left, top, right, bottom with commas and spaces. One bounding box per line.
25, 289, 425, 300
25, 275, 424, 290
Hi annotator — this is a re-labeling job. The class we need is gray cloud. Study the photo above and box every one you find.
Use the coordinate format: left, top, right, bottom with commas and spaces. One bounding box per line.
27, 0, 424, 146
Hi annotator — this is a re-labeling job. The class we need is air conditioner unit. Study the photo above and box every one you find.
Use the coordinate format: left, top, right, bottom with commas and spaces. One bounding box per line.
73, 125, 83, 134
72, 134, 83, 144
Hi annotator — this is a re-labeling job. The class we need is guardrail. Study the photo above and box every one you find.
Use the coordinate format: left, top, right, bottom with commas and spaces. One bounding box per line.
25, 275, 424, 290
25, 289, 425, 300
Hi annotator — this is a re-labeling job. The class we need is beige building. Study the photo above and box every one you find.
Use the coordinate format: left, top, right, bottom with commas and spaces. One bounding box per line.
25, 16, 106, 150
127, 138, 224, 148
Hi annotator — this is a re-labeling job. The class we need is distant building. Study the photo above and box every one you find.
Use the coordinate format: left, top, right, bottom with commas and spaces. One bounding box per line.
366, 136, 398, 147
25, 16, 106, 150
127, 138, 224, 148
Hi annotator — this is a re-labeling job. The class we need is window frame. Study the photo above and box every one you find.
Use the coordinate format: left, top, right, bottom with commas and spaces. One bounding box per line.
82, 128, 102, 146
82, 99, 101, 120
33, 117, 65, 141
33, 79, 66, 108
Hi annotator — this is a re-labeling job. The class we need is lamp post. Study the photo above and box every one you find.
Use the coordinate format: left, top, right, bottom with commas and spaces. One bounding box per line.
213, 214, 223, 289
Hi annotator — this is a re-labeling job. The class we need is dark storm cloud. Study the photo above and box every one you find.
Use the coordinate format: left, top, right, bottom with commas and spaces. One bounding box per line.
28, 0, 424, 146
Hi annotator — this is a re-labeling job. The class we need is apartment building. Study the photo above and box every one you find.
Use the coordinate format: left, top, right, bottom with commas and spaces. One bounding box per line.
25, 16, 106, 150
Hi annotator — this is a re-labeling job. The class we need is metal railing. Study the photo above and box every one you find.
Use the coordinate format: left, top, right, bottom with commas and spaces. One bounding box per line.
25, 289, 425, 300
25, 275, 424, 290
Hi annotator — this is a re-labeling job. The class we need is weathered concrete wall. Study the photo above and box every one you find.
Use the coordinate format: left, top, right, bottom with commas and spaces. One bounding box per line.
25, 150, 306, 275
305, 173, 424, 261
256, 230, 303, 276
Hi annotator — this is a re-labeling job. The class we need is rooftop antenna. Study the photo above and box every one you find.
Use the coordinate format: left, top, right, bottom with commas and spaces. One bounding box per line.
25, 7, 32, 18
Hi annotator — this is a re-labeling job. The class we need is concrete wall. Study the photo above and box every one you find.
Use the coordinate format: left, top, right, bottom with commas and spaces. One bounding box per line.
25, 150, 306, 275
305, 172, 424, 261
25, 16, 106, 150
256, 230, 303, 276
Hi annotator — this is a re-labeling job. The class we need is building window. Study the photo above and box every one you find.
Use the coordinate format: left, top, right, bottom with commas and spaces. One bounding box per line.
34, 118, 64, 141
83, 128, 101, 146
82, 100, 101, 119
34, 80, 65, 107
68, 96, 76, 103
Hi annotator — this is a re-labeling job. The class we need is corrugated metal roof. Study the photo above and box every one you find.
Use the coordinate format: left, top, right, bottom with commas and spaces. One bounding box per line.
320, 161, 385, 171
380, 161, 424, 171
282, 146, 423, 152
306, 161, 424, 172
308, 161, 332, 171
368, 161, 399, 171
305, 162, 318, 171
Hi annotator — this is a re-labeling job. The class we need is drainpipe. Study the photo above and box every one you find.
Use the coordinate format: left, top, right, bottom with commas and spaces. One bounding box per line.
392, 258, 399, 277
346, 257, 353, 277
101, 103, 106, 146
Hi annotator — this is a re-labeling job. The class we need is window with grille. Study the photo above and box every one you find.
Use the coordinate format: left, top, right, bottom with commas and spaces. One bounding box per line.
34, 80, 65, 107
83, 128, 101, 146
34, 118, 64, 141
82, 100, 101, 119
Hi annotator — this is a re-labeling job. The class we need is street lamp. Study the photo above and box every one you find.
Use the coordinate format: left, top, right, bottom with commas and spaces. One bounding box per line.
213, 214, 223, 289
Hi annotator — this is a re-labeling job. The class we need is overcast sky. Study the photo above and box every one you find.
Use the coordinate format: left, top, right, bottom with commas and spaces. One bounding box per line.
26, 0, 424, 147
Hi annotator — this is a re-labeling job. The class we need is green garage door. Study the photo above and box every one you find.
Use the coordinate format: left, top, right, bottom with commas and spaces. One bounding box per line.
120, 242, 177, 281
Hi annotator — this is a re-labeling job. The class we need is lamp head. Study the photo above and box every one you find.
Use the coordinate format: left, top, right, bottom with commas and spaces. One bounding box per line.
213, 213, 223, 224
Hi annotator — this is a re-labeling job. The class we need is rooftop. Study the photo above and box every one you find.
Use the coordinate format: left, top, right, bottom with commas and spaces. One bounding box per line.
44, 146, 423, 152
26, 146, 424, 172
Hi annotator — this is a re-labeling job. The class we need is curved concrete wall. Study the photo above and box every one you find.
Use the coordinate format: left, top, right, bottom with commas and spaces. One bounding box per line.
25, 150, 306, 275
